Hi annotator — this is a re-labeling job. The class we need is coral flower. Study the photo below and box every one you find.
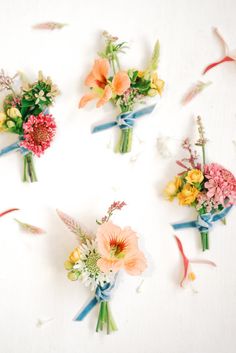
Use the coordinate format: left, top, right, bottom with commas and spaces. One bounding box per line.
96, 222, 147, 275
79, 58, 130, 108
20, 113, 56, 157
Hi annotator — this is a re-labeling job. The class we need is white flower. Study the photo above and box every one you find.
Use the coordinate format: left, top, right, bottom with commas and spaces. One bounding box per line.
73, 240, 113, 291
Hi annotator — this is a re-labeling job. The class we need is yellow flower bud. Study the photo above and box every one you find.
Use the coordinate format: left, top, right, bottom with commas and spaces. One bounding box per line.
69, 248, 80, 264
7, 107, 22, 118
64, 260, 73, 270
67, 271, 79, 281
6, 120, 15, 128
185, 169, 204, 185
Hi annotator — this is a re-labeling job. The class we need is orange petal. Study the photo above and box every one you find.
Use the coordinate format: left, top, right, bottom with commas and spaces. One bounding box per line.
124, 251, 147, 275
97, 258, 122, 273
112, 71, 130, 95
79, 92, 97, 108
84, 71, 97, 88
92, 58, 110, 83
96, 85, 112, 107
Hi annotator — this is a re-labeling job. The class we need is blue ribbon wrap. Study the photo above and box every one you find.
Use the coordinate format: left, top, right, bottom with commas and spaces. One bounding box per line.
172, 205, 233, 233
73, 280, 116, 321
0, 140, 29, 157
92, 104, 156, 133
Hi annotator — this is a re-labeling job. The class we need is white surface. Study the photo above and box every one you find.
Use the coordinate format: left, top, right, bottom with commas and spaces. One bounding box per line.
0, 0, 236, 352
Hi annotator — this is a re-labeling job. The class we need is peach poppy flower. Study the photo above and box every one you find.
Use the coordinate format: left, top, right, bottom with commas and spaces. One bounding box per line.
96, 222, 147, 275
79, 58, 130, 108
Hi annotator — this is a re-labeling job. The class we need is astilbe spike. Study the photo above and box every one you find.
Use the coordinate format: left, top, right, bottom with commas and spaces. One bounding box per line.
56, 209, 90, 243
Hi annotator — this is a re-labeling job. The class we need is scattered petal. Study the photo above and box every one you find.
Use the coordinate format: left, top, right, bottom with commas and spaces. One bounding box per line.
32, 22, 67, 30
0, 208, 19, 217
14, 219, 46, 234
157, 136, 176, 159
203, 28, 236, 74
190, 259, 216, 267
182, 81, 212, 105
174, 236, 189, 287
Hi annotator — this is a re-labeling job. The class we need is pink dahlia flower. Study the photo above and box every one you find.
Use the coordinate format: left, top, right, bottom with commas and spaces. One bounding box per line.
204, 163, 236, 208
21, 113, 56, 157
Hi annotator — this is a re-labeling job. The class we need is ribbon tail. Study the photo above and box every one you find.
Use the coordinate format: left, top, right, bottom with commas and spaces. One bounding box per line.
172, 220, 197, 230
0, 142, 21, 157
132, 104, 156, 119
73, 297, 98, 321
212, 205, 233, 222
92, 121, 117, 133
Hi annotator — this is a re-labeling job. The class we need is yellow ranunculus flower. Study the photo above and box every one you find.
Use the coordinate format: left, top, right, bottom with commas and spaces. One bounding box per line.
148, 72, 165, 96
69, 248, 80, 264
164, 176, 182, 201
177, 184, 199, 206
185, 169, 204, 185
7, 107, 22, 118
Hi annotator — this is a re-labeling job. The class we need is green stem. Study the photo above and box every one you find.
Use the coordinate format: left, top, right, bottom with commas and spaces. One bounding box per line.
202, 145, 206, 166
200, 232, 209, 251
23, 155, 29, 182
22, 153, 38, 183
107, 302, 117, 331
115, 128, 133, 153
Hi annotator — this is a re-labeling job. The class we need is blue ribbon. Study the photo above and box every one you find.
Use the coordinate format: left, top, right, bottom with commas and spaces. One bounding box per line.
0, 140, 29, 157
92, 104, 156, 133
172, 205, 233, 233
73, 280, 116, 321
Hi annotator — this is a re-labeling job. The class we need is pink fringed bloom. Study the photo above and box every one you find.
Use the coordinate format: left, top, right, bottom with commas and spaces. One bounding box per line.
204, 163, 236, 208
96, 221, 147, 275
21, 113, 56, 157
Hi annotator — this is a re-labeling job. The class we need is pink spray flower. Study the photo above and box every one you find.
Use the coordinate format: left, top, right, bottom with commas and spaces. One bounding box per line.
21, 113, 56, 157
204, 163, 236, 208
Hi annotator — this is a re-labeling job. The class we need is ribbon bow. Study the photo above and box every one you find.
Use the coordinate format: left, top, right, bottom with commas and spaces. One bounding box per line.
74, 280, 116, 321
92, 104, 156, 133
172, 205, 233, 232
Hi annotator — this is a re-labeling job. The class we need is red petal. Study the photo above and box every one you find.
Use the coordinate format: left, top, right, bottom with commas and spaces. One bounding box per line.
174, 235, 189, 287
0, 208, 19, 217
203, 56, 234, 75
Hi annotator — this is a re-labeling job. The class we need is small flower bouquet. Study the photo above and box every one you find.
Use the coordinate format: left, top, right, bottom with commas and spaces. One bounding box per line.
57, 201, 147, 334
0, 70, 59, 182
79, 31, 164, 153
164, 117, 236, 251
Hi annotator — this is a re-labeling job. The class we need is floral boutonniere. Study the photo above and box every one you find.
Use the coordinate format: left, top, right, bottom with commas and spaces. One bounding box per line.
164, 117, 236, 251
79, 31, 164, 153
0, 70, 59, 182
57, 201, 147, 334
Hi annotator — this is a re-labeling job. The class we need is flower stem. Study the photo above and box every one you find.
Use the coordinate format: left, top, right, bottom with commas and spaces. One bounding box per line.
95, 301, 117, 334
23, 153, 37, 183
115, 128, 133, 153
201, 232, 209, 251
202, 145, 206, 166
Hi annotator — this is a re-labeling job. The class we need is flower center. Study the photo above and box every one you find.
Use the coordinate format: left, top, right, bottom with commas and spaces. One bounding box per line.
110, 239, 126, 258
32, 124, 50, 145
85, 251, 101, 276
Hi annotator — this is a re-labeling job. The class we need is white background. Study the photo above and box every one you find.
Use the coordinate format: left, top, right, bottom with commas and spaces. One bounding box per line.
0, 0, 236, 352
